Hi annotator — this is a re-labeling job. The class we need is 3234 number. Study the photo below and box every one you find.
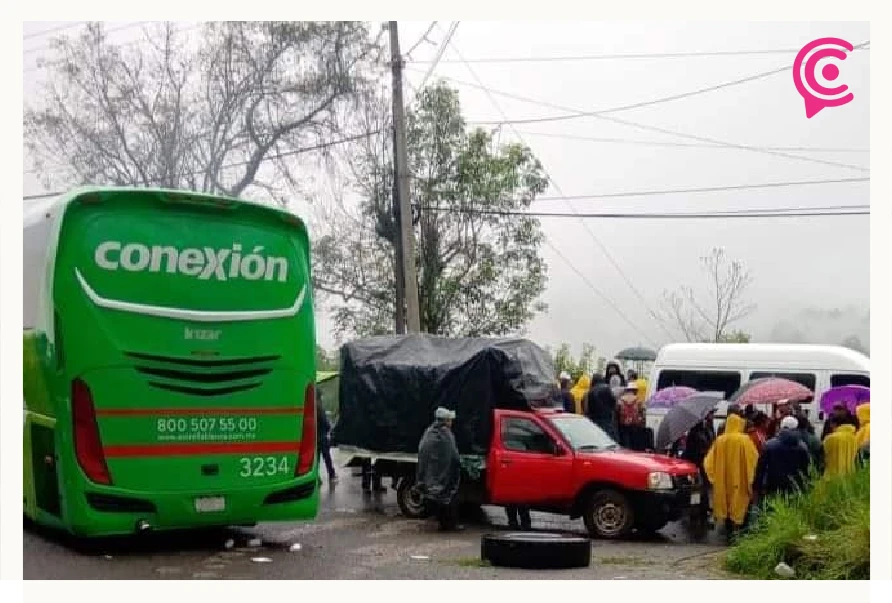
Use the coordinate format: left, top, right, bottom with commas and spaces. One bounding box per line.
238, 456, 289, 478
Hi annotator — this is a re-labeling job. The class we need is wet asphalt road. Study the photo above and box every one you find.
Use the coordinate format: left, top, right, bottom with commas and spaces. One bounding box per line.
24, 452, 731, 580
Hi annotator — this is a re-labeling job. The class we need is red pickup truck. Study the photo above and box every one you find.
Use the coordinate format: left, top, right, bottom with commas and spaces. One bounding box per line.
359, 408, 702, 539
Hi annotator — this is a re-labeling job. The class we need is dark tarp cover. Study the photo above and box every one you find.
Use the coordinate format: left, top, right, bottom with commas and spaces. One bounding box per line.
332, 335, 560, 455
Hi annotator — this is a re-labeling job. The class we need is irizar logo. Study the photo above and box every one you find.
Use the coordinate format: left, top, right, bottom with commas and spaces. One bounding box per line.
185, 327, 221, 341
94, 242, 288, 282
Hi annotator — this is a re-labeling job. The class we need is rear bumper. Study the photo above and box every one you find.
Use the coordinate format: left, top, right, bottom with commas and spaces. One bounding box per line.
66, 474, 319, 537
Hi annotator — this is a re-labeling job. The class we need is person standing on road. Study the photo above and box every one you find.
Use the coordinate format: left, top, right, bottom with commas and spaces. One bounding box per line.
796, 415, 824, 473
854, 403, 870, 448
753, 416, 811, 501
316, 394, 337, 485
681, 408, 716, 528
416, 407, 463, 532
746, 411, 770, 454
704, 414, 759, 542
558, 372, 576, 413
822, 417, 858, 477
716, 404, 743, 437
821, 404, 850, 441
505, 505, 532, 530
585, 374, 618, 440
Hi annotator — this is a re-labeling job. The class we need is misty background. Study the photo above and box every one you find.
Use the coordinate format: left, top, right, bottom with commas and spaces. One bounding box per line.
22, 21, 870, 358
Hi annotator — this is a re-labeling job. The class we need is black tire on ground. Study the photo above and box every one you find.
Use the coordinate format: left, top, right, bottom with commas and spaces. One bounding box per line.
396, 476, 430, 519
582, 489, 635, 539
481, 532, 591, 569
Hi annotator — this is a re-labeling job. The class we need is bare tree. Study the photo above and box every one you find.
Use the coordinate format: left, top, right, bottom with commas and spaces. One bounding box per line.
24, 21, 382, 204
663, 247, 756, 343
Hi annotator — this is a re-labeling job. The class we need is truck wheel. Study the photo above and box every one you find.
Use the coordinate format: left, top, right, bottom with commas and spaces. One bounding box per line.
583, 489, 634, 539
481, 532, 591, 569
396, 476, 430, 519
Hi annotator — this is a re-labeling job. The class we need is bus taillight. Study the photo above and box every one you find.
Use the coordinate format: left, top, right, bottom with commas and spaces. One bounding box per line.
296, 384, 316, 476
72, 379, 112, 485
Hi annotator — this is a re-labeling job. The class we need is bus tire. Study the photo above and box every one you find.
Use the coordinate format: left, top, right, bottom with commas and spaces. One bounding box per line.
582, 489, 634, 539
481, 532, 591, 569
396, 476, 430, 519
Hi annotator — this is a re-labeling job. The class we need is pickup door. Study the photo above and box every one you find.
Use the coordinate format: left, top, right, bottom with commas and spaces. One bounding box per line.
486, 411, 574, 506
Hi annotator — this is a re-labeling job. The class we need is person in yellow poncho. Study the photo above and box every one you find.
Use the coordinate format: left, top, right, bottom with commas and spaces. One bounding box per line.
704, 414, 759, 538
823, 417, 858, 477
854, 403, 870, 448
570, 374, 591, 414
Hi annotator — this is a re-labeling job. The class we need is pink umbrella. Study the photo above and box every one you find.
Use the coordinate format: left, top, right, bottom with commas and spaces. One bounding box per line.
730, 378, 813, 406
647, 386, 698, 408
820, 385, 870, 415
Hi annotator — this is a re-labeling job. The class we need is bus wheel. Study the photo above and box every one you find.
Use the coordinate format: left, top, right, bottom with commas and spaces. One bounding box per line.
396, 476, 430, 519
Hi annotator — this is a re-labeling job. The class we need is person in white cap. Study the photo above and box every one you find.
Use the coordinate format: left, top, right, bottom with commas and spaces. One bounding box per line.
558, 372, 575, 413
416, 407, 463, 531
753, 415, 811, 503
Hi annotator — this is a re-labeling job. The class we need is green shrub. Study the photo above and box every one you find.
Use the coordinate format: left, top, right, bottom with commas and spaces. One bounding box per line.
725, 466, 869, 580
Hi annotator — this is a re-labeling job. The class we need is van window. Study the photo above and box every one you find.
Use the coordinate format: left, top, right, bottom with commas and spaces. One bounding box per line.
749, 372, 816, 391
830, 373, 870, 388
656, 370, 742, 399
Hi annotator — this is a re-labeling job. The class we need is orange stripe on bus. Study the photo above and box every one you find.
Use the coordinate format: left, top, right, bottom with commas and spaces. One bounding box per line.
103, 441, 299, 458
95, 407, 301, 417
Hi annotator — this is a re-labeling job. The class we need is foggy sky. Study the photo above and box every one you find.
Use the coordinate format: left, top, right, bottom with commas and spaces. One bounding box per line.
22, 21, 870, 358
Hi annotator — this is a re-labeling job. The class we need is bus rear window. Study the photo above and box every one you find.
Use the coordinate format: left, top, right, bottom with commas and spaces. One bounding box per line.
656, 370, 742, 399
750, 371, 816, 391
830, 373, 870, 388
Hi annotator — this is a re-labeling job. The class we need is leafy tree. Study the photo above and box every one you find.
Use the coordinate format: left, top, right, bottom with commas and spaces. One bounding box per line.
314, 82, 550, 337
24, 21, 380, 203
663, 247, 756, 343
552, 343, 602, 380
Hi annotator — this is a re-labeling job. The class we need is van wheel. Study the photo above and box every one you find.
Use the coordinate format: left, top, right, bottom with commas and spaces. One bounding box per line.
396, 476, 430, 519
583, 489, 634, 539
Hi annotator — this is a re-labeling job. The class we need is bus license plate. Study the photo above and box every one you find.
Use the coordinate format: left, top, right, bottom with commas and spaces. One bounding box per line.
690, 492, 701, 505
195, 496, 226, 513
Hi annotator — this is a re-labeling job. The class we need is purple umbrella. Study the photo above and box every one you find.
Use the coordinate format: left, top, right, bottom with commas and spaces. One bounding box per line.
820, 385, 870, 415
648, 386, 697, 408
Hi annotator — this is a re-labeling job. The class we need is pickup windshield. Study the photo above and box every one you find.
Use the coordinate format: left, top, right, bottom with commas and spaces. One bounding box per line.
548, 415, 619, 451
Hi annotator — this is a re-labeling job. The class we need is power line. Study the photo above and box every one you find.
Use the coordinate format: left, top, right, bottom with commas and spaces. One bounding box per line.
541, 235, 660, 348
421, 66, 869, 173
445, 34, 676, 343
403, 22, 438, 59
414, 22, 459, 93
515, 130, 870, 154
465, 41, 869, 127
529, 177, 869, 202
406, 47, 821, 64
23, 22, 87, 41
23, 21, 150, 56
23, 129, 382, 201
417, 206, 870, 219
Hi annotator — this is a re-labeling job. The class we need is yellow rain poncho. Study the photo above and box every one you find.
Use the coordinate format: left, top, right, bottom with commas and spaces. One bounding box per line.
704, 414, 759, 526
570, 375, 591, 415
824, 423, 858, 477
855, 404, 870, 448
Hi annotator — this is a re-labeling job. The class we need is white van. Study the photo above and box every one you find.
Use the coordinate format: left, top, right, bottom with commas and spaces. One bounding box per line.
645, 343, 870, 432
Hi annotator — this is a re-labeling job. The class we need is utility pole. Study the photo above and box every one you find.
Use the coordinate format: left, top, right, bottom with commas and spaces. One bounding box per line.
391, 126, 406, 334
389, 21, 421, 333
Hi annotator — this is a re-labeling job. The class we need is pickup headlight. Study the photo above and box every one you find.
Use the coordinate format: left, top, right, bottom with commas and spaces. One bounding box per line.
647, 471, 674, 490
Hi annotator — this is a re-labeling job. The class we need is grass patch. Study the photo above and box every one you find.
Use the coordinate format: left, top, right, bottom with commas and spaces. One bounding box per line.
725, 465, 869, 580
598, 555, 656, 566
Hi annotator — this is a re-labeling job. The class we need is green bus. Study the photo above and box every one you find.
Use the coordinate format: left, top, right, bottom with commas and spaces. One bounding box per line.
23, 187, 319, 537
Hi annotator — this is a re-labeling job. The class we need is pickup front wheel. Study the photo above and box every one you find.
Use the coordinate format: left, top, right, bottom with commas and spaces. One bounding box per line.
582, 489, 634, 539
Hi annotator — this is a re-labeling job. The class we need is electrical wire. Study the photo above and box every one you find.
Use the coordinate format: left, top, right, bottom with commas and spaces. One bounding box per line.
418, 68, 870, 173
415, 206, 870, 219
23, 22, 88, 41
513, 130, 870, 154
403, 22, 438, 59
23, 21, 150, 56
406, 47, 828, 64
413, 22, 459, 93
445, 35, 676, 342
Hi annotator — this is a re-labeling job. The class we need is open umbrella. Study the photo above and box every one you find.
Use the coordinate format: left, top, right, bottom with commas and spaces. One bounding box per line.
729, 378, 813, 406
615, 346, 657, 362
648, 386, 698, 409
655, 392, 723, 451
820, 385, 870, 415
